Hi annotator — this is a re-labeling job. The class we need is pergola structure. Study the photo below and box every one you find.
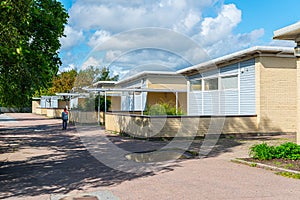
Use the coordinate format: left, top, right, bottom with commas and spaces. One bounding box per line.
84, 87, 187, 124
273, 21, 300, 144
55, 92, 89, 110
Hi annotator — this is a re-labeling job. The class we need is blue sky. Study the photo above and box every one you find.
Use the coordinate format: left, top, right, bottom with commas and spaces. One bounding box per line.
57, 0, 299, 78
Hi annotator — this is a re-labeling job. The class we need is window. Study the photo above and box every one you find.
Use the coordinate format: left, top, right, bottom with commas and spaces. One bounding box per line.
204, 78, 218, 91
190, 80, 202, 91
221, 75, 238, 90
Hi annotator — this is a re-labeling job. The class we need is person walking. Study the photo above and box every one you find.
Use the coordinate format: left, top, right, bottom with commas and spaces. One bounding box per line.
62, 108, 68, 130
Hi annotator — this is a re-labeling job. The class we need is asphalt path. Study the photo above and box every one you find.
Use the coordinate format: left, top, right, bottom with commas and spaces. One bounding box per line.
0, 113, 299, 200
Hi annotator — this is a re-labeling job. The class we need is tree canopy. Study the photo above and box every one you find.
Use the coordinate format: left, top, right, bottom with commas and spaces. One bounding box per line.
35, 66, 119, 96
49, 69, 77, 94
0, 0, 68, 109
74, 66, 119, 90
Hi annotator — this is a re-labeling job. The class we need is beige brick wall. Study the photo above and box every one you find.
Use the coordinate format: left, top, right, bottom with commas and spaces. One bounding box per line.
256, 56, 297, 133
105, 113, 258, 137
147, 77, 187, 90
70, 111, 104, 124
46, 108, 64, 118
178, 92, 187, 113
297, 59, 300, 143
111, 96, 121, 111
32, 100, 40, 114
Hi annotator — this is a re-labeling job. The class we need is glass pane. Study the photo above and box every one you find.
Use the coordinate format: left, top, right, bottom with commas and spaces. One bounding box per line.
204, 78, 218, 90
190, 80, 202, 91
221, 75, 238, 90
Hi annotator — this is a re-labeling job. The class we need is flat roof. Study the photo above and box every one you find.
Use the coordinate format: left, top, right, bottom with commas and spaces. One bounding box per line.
55, 93, 89, 97
273, 21, 300, 41
177, 46, 294, 76
92, 81, 117, 87
116, 71, 180, 85
85, 88, 186, 93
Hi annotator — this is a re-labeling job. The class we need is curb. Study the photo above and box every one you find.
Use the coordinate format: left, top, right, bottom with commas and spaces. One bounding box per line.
231, 158, 300, 175
50, 191, 119, 200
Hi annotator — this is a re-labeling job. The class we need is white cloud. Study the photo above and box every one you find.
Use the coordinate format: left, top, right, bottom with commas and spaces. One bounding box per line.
60, 64, 76, 72
80, 56, 103, 70
68, 0, 215, 33
94, 28, 209, 65
60, 25, 84, 50
174, 11, 201, 34
205, 28, 265, 58
60, 1, 270, 77
104, 50, 123, 63
184, 12, 201, 30
196, 4, 242, 46
104, 48, 192, 79
88, 30, 112, 48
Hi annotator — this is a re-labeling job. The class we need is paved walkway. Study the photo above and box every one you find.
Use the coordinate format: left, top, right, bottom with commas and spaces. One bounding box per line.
0, 113, 299, 200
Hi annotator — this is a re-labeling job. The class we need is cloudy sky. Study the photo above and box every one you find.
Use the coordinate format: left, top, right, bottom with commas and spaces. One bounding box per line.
58, 0, 299, 78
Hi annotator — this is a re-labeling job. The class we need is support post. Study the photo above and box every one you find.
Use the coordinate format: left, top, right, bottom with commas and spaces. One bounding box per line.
98, 92, 100, 125
132, 91, 135, 112
141, 92, 143, 115
176, 92, 178, 115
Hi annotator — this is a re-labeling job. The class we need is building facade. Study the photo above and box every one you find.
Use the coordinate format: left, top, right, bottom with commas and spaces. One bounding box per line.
179, 46, 297, 133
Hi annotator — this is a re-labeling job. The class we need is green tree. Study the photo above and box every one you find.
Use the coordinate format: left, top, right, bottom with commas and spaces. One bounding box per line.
96, 67, 119, 82
74, 66, 119, 90
73, 66, 118, 111
49, 69, 77, 94
0, 0, 68, 110
74, 66, 99, 89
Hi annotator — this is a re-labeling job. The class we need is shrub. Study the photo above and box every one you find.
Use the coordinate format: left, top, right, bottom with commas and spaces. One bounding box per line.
249, 142, 300, 161
274, 142, 300, 160
249, 143, 275, 160
144, 101, 184, 116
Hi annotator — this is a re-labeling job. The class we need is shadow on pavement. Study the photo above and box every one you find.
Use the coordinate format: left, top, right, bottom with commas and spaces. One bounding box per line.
0, 124, 164, 199
1, 118, 286, 199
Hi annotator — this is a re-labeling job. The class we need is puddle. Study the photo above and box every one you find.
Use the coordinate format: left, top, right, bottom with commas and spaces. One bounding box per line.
125, 149, 195, 163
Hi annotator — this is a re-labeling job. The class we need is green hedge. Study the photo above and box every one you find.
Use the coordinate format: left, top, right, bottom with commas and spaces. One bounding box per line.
249, 142, 300, 160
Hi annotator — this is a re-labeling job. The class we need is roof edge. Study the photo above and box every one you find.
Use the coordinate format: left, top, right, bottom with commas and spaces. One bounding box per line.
116, 70, 179, 85
273, 21, 300, 40
177, 46, 294, 75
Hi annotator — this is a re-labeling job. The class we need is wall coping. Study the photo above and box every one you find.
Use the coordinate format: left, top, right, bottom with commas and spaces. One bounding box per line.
105, 112, 257, 119
37, 107, 64, 110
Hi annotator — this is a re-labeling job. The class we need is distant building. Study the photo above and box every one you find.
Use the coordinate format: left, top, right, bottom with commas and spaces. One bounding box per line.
111, 71, 187, 113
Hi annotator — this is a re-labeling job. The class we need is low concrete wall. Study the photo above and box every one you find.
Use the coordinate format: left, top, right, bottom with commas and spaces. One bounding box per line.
34, 108, 105, 123
32, 101, 40, 114
105, 113, 259, 138
35, 108, 47, 115
69, 110, 104, 124
34, 108, 63, 118
46, 108, 64, 118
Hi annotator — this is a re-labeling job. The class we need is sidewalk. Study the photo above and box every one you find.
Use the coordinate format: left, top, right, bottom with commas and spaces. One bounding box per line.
0, 113, 299, 200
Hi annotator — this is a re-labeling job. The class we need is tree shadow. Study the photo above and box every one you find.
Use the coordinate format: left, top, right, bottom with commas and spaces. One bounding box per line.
0, 124, 173, 199
0, 118, 291, 199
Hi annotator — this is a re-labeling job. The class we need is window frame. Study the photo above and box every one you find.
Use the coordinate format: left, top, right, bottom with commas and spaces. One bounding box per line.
220, 74, 239, 91
204, 77, 219, 91
189, 79, 202, 91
